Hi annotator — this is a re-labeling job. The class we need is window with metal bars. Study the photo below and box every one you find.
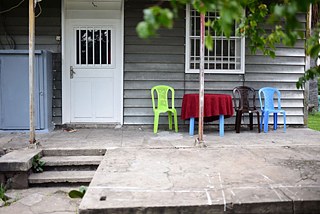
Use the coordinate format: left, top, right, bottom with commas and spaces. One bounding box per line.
75, 27, 112, 66
185, 6, 245, 73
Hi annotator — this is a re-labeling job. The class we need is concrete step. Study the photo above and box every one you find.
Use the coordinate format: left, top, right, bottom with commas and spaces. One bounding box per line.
42, 148, 106, 156
42, 155, 103, 166
28, 171, 95, 185
43, 165, 98, 171
41, 155, 103, 171
0, 149, 42, 172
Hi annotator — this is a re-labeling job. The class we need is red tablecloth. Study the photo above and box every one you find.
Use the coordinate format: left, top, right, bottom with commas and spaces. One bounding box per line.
181, 94, 234, 122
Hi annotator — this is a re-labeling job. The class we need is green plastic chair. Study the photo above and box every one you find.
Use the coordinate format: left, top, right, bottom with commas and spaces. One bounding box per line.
151, 85, 178, 133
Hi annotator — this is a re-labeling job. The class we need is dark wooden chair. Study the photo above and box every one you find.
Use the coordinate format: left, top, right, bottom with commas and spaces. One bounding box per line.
232, 86, 260, 133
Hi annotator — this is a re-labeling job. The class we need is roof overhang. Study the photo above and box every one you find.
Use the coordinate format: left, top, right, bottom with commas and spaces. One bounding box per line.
65, 0, 122, 11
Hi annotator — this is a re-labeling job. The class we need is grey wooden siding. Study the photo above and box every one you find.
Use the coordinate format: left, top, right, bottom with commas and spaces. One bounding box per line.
1, 0, 305, 127
124, 0, 185, 125
245, 14, 306, 125
0, 0, 62, 125
124, 0, 306, 125
0, 0, 61, 52
52, 53, 62, 125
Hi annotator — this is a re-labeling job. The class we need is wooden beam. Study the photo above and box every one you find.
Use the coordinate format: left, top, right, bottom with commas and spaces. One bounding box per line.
195, 13, 206, 147
29, 0, 36, 144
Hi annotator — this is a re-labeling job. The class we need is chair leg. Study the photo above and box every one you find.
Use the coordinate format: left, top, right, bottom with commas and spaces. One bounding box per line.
283, 112, 286, 132
274, 113, 278, 130
256, 112, 260, 133
235, 111, 242, 133
168, 112, 172, 130
235, 112, 239, 130
249, 113, 253, 130
263, 112, 269, 133
153, 113, 160, 133
174, 111, 178, 132
260, 112, 264, 131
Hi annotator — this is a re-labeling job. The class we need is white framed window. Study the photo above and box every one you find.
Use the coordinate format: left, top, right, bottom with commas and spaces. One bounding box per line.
74, 26, 113, 68
185, 5, 245, 73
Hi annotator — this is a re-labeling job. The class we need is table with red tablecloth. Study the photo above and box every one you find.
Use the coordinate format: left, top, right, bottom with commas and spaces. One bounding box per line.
181, 94, 234, 136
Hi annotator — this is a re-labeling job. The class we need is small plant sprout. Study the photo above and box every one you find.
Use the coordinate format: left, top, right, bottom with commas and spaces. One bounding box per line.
32, 154, 45, 173
0, 183, 10, 206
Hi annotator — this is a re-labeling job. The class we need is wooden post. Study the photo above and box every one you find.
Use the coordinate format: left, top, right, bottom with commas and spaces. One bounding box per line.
29, 0, 36, 144
304, 4, 312, 125
195, 13, 205, 146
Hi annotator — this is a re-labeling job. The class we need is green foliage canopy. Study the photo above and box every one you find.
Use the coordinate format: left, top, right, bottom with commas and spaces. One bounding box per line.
136, 0, 320, 89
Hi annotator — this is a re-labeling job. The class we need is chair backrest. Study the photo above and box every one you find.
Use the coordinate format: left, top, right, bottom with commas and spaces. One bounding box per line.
151, 85, 175, 111
258, 87, 282, 111
232, 86, 257, 111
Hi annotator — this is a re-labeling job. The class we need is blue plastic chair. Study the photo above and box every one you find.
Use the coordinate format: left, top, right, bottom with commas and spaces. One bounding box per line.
258, 87, 286, 133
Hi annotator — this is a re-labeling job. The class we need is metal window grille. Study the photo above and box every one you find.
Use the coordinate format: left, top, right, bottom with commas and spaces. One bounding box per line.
75, 27, 112, 66
186, 7, 244, 73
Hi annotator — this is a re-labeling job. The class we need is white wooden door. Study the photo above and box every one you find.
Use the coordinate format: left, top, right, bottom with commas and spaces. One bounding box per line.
66, 20, 121, 123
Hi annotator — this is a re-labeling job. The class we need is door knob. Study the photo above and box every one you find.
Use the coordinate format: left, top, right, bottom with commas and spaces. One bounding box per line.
70, 66, 76, 79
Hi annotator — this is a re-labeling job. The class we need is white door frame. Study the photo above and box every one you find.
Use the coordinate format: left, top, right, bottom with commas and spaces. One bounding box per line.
61, 0, 124, 125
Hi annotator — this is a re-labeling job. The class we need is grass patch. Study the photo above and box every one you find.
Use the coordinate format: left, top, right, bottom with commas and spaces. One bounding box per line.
308, 112, 320, 131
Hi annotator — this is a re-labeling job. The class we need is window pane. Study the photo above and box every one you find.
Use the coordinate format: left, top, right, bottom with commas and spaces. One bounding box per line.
223, 64, 228, 69
216, 40, 221, 56
101, 30, 107, 64
108, 30, 111, 64
80, 30, 86, 65
223, 40, 228, 56
76, 30, 80, 64
94, 30, 100, 64
88, 29, 93, 64
230, 40, 235, 56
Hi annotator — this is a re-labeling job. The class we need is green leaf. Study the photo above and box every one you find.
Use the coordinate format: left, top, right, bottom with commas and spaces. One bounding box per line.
0, 184, 6, 201
273, 5, 284, 17
136, 22, 152, 39
68, 190, 85, 199
32, 154, 45, 173
205, 35, 213, 51
269, 51, 276, 58
143, 8, 155, 25
310, 45, 320, 59
79, 186, 87, 194
296, 76, 304, 89
158, 9, 174, 28
250, 20, 257, 28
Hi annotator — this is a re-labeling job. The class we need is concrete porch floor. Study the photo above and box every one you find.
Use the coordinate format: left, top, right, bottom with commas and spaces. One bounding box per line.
1, 126, 320, 213
2, 125, 319, 150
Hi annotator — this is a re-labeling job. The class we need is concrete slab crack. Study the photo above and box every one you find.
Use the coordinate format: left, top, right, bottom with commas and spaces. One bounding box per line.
296, 169, 317, 183
164, 168, 174, 189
